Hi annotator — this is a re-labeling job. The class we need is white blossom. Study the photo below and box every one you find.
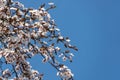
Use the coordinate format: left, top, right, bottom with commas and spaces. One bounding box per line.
58, 36, 64, 40
55, 28, 60, 31
55, 46, 60, 51
57, 65, 74, 80
59, 53, 63, 57
69, 53, 74, 56
66, 39, 71, 42
2, 69, 11, 78
48, 2, 54, 6
10, 7, 17, 10
0, 0, 6, 7
62, 56, 67, 61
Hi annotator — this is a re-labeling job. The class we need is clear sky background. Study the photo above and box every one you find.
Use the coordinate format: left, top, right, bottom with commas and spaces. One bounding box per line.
19, 0, 120, 80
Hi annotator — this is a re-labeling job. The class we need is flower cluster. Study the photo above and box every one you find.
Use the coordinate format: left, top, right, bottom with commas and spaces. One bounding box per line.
0, 0, 78, 80
57, 64, 74, 80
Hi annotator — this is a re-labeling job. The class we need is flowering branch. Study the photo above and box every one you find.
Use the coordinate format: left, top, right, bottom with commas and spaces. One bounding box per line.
0, 0, 78, 80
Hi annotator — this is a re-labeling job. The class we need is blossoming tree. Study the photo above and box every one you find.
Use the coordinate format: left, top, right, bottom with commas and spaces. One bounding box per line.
0, 0, 78, 80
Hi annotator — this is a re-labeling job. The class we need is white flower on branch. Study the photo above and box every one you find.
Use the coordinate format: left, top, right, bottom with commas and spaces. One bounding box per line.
58, 36, 64, 40
10, 7, 17, 10
55, 46, 61, 51
55, 28, 60, 31
66, 38, 71, 42
31, 69, 39, 78
69, 53, 74, 57
2, 69, 11, 78
62, 56, 67, 61
57, 65, 74, 80
0, 51, 3, 58
0, 0, 6, 7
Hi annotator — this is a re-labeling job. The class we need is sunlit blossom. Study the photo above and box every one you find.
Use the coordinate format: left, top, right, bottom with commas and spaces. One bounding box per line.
0, 0, 77, 79
48, 2, 54, 6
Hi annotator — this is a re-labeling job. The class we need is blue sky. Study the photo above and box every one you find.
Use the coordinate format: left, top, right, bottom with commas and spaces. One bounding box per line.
20, 0, 120, 80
